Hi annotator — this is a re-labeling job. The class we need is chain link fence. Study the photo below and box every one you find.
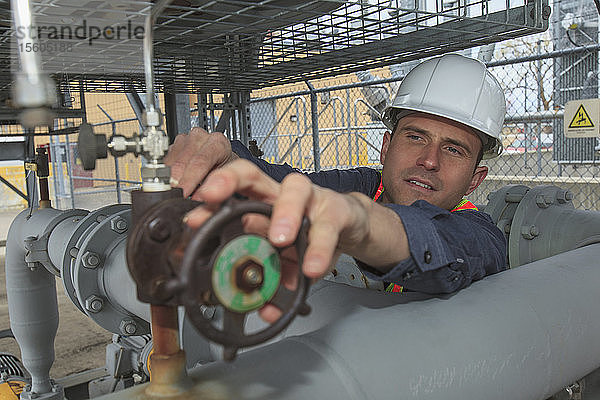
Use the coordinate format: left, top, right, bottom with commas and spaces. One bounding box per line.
249, 32, 600, 211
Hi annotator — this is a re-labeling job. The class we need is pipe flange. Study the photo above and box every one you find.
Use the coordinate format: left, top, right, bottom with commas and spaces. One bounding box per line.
509, 185, 574, 268
74, 208, 149, 335
324, 254, 384, 291
484, 184, 530, 245
61, 204, 130, 314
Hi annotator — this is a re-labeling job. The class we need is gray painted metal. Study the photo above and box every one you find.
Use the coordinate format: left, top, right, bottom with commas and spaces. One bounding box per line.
164, 93, 192, 144
5, 209, 65, 399
306, 81, 321, 172
58, 204, 129, 315
0, 139, 25, 161
6, 205, 151, 398
98, 243, 600, 400
508, 185, 600, 267
71, 209, 149, 335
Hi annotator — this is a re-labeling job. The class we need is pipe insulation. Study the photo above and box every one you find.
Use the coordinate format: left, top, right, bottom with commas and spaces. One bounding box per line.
99, 243, 600, 400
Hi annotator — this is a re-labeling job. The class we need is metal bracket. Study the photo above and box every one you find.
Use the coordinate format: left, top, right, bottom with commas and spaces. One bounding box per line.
24, 209, 88, 275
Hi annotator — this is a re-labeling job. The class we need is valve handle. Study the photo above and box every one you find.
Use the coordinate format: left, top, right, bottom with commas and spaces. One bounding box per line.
181, 199, 311, 361
77, 122, 107, 170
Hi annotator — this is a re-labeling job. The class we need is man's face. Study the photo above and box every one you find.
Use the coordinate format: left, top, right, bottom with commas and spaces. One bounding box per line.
379, 113, 488, 210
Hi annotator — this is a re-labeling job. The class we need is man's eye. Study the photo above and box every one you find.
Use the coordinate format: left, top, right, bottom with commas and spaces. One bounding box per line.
407, 134, 422, 141
445, 146, 462, 155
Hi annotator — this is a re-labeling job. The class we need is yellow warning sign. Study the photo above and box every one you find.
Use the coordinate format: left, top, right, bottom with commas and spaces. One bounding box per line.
565, 99, 600, 138
569, 104, 594, 128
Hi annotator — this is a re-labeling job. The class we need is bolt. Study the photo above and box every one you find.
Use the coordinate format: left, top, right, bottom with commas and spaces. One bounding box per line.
244, 265, 262, 286
235, 260, 264, 292
120, 319, 137, 335
521, 225, 539, 240
110, 217, 128, 234
85, 295, 104, 313
565, 191, 574, 201
556, 189, 574, 204
82, 251, 101, 269
148, 217, 170, 242
200, 305, 216, 320
535, 194, 553, 208
69, 247, 79, 258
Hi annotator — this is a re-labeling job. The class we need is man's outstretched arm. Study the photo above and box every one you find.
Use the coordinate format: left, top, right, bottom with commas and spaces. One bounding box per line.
184, 158, 409, 278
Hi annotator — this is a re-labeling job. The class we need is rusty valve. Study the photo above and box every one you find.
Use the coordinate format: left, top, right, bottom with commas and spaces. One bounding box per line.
127, 197, 311, 361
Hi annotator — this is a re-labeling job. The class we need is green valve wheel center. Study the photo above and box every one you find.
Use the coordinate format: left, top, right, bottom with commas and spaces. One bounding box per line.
212, 234, 281, 312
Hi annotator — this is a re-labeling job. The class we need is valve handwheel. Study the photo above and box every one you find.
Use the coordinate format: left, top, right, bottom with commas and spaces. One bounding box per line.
181, 199, 311, 361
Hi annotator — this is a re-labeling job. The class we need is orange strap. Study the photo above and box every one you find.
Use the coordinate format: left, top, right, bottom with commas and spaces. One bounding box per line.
451, 198, 478, 212
372, 178, 385, 202
372, 177, 478, 212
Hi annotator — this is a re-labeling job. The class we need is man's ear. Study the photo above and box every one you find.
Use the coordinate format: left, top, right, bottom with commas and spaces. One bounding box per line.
380, 131, 392, 165
465, 165, 488, 195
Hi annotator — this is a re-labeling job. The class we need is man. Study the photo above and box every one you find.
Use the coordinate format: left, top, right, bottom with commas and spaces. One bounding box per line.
165, 54, 507, 317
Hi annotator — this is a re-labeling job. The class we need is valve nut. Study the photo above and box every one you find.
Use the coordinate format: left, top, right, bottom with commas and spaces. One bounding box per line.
556, 189, 574, 204
141, 164, 171, 180
148, 218, 171, 242
521, 225, 539, 240
142, 110, 162, 127
82, 251, 101, 269
110, 217, 128, 234
120, 319, 137, 335
108, 135, 131, 154
85, 295, 104, 313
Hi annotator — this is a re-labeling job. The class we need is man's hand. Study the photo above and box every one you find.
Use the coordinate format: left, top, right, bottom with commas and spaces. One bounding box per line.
164, 128, 238, 198
185, 159, 409, 321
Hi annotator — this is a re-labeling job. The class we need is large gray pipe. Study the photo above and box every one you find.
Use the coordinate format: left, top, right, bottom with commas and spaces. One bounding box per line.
99, 243, 600, 400
5, 209, 63, 396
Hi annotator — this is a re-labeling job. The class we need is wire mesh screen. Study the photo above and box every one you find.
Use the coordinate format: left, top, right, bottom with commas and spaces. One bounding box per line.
0, 0, 549, 93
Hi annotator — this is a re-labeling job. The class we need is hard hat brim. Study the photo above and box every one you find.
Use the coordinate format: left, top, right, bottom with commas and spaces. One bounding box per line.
381, 107, 503, 160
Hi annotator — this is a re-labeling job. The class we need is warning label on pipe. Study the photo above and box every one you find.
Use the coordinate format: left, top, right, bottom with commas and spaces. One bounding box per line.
565, 99, 600, 138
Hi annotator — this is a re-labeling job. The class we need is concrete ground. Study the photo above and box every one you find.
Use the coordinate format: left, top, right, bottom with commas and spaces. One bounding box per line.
0, 206, 112, 378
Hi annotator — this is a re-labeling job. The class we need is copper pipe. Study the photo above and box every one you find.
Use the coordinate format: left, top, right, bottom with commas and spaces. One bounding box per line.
150, 305, 180, 356
146, 305, 191, 397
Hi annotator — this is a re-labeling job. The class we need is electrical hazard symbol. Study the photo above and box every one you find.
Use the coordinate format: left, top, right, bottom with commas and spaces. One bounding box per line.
569, 104, 594, 128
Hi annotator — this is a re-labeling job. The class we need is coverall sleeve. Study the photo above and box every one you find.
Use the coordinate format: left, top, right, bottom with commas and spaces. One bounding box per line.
359, 200, 508, 294
231, 140, 381, 196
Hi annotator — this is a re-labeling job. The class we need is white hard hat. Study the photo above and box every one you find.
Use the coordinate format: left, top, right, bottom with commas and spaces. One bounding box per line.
381, 54, 506, 159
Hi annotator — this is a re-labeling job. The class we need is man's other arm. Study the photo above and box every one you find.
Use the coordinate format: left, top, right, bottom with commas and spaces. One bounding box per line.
164, 129, 380, 199
231, 140, 380, 196
358, 201, 507, 294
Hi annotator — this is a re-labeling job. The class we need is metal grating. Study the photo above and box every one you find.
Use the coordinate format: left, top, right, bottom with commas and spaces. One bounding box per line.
2, 0, 550, 94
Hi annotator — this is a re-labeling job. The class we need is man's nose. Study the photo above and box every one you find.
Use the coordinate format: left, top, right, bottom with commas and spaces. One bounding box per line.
416, 145, 440, 171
